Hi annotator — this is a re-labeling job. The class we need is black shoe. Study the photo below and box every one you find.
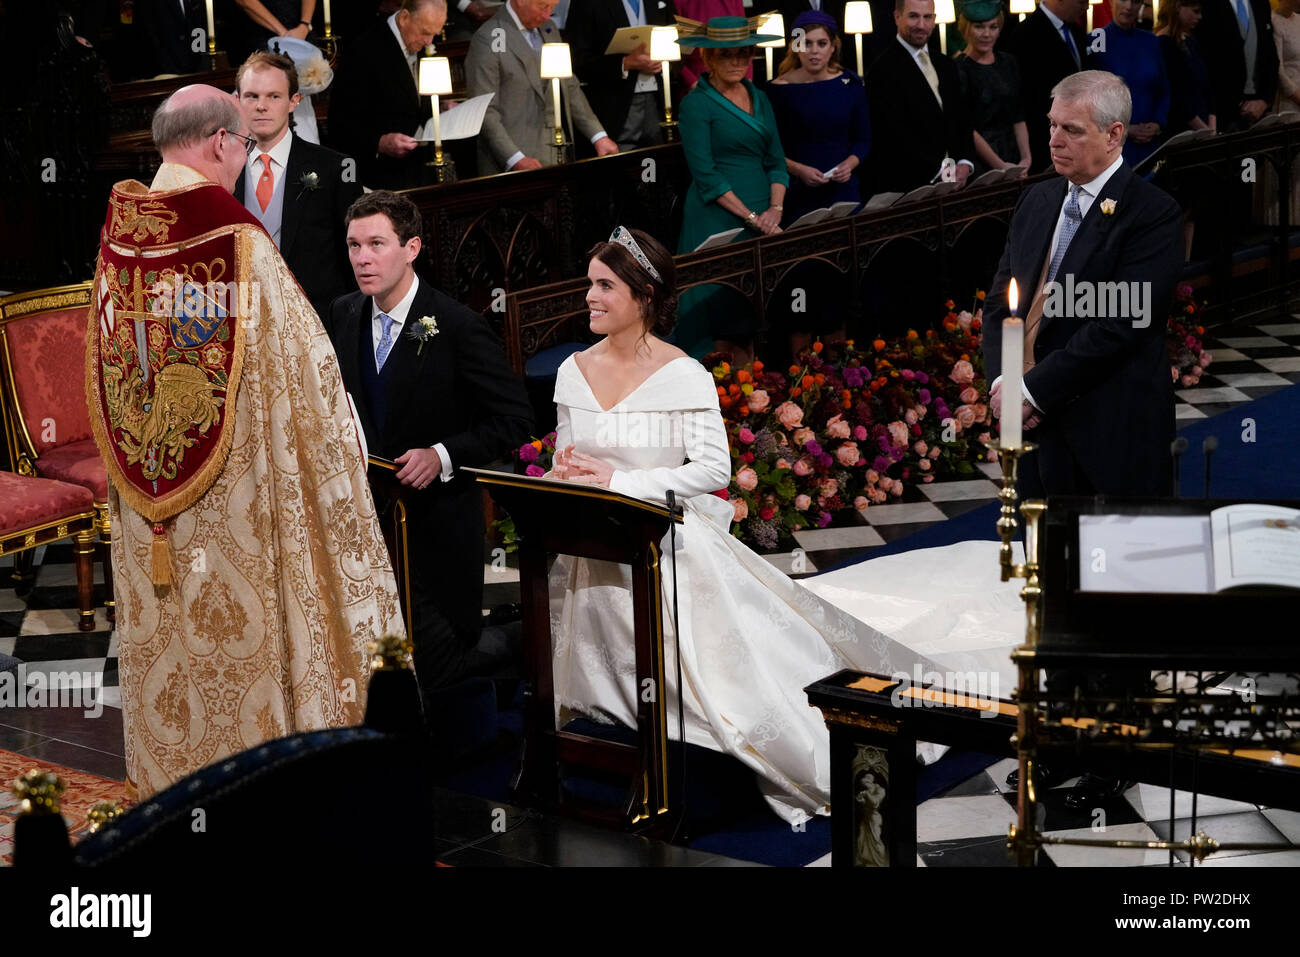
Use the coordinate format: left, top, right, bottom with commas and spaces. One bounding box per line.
1063, 773, 1131, 811
1005, 762, 1072, 791
483, 602, 522, 627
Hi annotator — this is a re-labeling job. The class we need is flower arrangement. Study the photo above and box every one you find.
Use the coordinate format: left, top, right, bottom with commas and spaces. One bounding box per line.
713, 298, 995, 550
1167, 284, 1211, 388
517, 431, 558, 478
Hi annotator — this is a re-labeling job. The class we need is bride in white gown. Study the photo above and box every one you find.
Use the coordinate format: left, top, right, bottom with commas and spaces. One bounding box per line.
547, 228, 1024, 823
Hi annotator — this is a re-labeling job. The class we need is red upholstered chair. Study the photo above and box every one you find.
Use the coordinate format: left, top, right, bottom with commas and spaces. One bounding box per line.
0, 284, 114, 620
0, 471, 99, 631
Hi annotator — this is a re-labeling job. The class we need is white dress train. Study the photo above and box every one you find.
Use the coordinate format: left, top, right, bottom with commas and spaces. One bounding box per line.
548, 355, 1024, 823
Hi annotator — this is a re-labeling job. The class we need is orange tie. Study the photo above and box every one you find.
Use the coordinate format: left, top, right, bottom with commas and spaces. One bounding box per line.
255, 154, 273, 212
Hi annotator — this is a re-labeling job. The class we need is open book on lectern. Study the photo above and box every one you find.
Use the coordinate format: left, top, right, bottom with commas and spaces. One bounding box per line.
1076, 504, 1300, 594
463, 467, 684, 519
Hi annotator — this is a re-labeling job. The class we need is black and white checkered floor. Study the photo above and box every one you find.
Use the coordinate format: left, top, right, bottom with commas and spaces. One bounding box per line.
4, 318, 1300, 866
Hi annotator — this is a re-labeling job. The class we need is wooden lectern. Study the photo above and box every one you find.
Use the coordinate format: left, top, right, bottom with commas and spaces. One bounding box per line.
467, 467, 683, 834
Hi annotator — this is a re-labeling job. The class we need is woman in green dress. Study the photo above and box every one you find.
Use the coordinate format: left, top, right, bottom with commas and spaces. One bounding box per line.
675, 16, 788, 363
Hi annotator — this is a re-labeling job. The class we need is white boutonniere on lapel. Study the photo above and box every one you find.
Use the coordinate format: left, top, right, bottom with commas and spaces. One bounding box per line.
407, 315, 440, 354
296, 170, 320, 201
1100, 198, 1117, 216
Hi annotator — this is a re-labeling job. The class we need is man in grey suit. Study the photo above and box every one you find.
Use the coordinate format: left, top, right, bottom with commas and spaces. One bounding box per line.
466, 0, 620, 173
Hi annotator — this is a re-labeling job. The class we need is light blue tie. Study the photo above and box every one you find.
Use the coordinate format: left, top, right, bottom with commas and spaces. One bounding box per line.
1047, 185, 1082, 284
376, 313, 396, 370
627, 0, 641, 18
526, 28, 543, 52
1236, 0, 1250, 32
1061, 24, 1079, 68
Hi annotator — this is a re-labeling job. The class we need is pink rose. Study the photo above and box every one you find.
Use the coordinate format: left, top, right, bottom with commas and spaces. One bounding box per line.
913, 440, 928, 457
1180, 374, 1195, 387
870, 487, 888, 503
890, 481, 903, 497
950, 359, 975, 385
793, 427, 815, 447
929, 446, 941, 459
960, 386, 979, 405
865, 468, 879, 483
826, 414, 851, 439
820, 478, 838, 497
736, 467, 758, 491
738, 427, 755, 444
748, 389, 770, 412
904, 409, 917, 426
1200, 352, 1213, 368
854, 496, 869, 511
956, 310, 973, 330
1191, 365, 1202, 377
888, 421, 909, 448
853, 425, 868, 441
954, 405, 977, 429
922, 474, 935, 483
732, 498, 748, 521
918, 458, 931, 471
836, 443, 861, 466
878, 476, 893, 493
914, 404, 927, 420
775, 458, 792, 470
793, 458, 813, 476
972, 403, 988, 422
775, 401, 804, 429
794, 494, 811, 511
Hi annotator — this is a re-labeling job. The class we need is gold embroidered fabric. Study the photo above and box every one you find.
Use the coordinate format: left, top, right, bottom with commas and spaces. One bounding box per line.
103, 164, 404, 798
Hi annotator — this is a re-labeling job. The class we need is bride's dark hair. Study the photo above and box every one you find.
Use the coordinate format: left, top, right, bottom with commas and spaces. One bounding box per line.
587, 228, 677, 338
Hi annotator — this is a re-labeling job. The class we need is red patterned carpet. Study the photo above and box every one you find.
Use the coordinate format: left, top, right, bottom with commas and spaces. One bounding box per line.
0, 748, 132, 866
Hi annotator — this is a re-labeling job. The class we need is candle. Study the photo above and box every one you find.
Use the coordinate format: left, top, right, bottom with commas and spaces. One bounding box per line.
551, 76, 562, 139
432, 95, 441, 151
1000, 279, 1023, 449
766, 47, 774, 81
324, 0, 332, 32
1086, 5, 1093, 31
205, 0, 215, 47
661, 60, 671, 117
855, 34, 863, 75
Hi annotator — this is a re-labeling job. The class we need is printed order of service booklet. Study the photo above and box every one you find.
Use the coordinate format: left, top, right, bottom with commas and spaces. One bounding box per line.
1076, 504, 1300, 594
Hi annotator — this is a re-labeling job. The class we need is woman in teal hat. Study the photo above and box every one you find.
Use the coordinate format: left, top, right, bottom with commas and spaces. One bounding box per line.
953, 0, 1031, 175
674, 16, 788, 364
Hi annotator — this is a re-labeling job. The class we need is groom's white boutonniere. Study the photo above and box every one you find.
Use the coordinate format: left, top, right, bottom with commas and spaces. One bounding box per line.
295, 170, 320, 200
1100, 198, 1117, 216
408, 315, 440, 354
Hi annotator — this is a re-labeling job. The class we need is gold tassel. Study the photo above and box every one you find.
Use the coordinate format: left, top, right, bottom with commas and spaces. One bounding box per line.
150, 522, 173, 587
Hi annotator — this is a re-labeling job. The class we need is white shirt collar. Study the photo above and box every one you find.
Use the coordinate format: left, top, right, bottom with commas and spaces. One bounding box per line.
505, 0, 528, 31
1074, 152, 1124, 202
388, 11, 418, 64
372, 273, 420, 326
1041, 5, 1066, 30
248, 129, 293, 176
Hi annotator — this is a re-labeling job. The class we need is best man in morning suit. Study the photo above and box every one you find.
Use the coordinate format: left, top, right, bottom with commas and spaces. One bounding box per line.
982, 70, 1184, 500
867, 0, 975, 193
327, 191, 534, 697
328, 0, 446, 188
465, 0, 619, 173
233, 52, 363, 320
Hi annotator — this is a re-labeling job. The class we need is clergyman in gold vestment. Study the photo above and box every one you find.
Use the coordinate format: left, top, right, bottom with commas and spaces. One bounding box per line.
86, 85, 404, 798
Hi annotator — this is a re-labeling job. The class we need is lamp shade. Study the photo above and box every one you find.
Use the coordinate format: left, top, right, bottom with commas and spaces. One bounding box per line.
539, 42, 573, 79
843, 1, 873, 33
1009, 0, 1035, 12
934, 0, 956, 23
650, 25, 681, 62
757, 12, 785, 47
418, 56, 453, 96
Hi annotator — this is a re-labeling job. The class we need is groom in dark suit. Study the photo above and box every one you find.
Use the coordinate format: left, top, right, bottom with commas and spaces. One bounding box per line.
982, 70, 1184, 500
328, 191, 534, 694
233, 52, 363, 319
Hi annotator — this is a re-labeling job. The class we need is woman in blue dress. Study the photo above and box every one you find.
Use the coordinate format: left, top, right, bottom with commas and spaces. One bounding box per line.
765, 10, 871, 226
674, 15, 788, 365
1087, 0, 1170, 165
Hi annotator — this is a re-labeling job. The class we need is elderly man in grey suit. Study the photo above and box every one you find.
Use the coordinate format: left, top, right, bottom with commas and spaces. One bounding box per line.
466, 0, 620, 172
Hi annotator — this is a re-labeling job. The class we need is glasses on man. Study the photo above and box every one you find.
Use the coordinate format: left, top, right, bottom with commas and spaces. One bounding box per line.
218, 128, 257, 156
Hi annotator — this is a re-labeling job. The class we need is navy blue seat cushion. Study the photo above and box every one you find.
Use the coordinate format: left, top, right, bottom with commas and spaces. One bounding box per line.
525, 341, 587, 382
